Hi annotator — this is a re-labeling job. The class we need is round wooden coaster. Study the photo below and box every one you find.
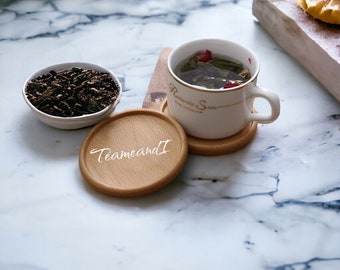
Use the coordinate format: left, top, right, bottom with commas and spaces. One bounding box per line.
79, 109, 188, 197
160, 100, 257, 156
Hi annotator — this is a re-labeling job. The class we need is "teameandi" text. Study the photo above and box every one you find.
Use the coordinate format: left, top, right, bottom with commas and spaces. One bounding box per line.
89, 139, 172, 163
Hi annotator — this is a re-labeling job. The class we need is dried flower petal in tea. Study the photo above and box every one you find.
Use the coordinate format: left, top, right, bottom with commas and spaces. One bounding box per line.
197, 49, 212, 62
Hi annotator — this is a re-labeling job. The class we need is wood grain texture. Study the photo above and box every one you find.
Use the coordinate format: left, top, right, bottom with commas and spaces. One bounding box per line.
142, 48, 172, 110
79, 109, 188, 197
253, 0, 340, 101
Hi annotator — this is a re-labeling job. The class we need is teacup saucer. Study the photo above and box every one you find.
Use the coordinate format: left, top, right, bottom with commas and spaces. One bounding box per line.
160, 99, 257, 155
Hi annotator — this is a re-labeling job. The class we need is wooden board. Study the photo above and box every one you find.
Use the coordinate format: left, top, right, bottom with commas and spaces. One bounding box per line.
252, 0, 340, 101
142, 48, 171, 110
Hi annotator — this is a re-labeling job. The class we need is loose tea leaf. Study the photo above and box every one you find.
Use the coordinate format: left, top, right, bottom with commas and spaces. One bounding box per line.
25, 67, 120, 117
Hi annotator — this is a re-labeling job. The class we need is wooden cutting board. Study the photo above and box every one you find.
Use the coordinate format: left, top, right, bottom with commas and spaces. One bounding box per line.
253, 0, 340, 102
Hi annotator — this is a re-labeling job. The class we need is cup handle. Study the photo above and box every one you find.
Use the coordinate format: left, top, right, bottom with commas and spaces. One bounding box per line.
248, 85, 280, 124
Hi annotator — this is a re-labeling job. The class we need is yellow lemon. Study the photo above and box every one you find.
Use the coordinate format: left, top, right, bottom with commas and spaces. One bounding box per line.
296, 0, 340, 24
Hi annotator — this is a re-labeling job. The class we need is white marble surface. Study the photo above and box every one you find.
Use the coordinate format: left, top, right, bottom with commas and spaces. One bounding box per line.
1, 0, 340, 269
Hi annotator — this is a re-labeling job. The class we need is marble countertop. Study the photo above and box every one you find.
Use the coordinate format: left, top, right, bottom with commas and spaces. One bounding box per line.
1, 0, 339, 269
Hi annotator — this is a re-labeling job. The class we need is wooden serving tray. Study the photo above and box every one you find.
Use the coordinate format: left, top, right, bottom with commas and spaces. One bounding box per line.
253, 0, 340, 101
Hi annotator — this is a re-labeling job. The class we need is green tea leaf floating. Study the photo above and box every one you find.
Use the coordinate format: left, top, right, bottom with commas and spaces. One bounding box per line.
210, 58, 243, 72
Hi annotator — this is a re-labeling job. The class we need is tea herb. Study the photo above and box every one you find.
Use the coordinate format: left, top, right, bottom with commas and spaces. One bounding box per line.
176, 50, 251, 89
25, 67, 120, 117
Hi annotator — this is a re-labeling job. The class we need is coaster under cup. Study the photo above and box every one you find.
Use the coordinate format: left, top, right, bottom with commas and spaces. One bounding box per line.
160, 99, 257, 155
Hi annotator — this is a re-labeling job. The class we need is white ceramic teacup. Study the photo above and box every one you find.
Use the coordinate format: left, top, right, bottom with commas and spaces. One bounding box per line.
167, 38, 280, 139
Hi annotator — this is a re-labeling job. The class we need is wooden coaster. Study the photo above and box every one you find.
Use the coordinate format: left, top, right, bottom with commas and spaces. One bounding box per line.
79, 109, 188, 197
161, 100, 257, 156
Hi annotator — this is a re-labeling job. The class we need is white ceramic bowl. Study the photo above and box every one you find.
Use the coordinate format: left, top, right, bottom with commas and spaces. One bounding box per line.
23, 62, 122, 129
